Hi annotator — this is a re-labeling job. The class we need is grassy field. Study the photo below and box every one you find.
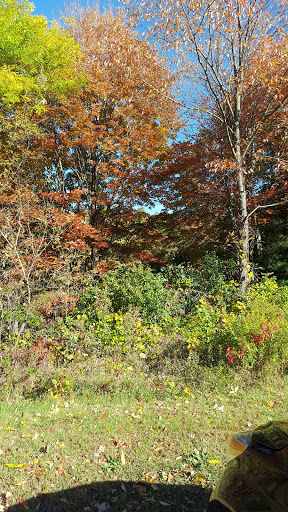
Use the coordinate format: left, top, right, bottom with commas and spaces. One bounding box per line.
0, 357, 287, 512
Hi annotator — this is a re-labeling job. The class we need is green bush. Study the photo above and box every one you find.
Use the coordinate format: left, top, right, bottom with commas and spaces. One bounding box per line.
184, 277, 288, 372
74, 262, 179, 325
162, 252, 237, 313
73, 284, 111, 323
102, 261, 178, 323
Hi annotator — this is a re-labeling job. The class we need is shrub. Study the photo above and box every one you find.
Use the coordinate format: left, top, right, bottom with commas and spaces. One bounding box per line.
184, 277, 288, 372
102, 261, 178, 323
72, 284, 110, 323
34, 291, 77, 319
161, 253, 237, 313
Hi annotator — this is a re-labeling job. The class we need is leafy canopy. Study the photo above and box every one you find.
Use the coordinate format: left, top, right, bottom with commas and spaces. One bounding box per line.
0, 0, 82, 108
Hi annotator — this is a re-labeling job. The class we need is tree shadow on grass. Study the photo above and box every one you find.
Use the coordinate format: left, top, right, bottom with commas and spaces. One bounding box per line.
7, 479, 211, 512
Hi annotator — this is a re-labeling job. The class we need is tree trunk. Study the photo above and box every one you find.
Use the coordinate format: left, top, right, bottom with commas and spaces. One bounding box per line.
237, 164, 249, 295
235, 73, 249, 295
90, 165, 98, 267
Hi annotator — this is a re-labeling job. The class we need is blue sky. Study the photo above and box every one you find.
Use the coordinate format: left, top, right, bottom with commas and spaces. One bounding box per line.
33, 0, 114, 20
33, 0, 67, 20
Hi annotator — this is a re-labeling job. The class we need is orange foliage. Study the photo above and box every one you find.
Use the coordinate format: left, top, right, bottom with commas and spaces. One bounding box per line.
32, 8, 180, 263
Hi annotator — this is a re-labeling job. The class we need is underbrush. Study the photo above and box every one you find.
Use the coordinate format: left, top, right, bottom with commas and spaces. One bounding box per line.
0, 260, 288, 401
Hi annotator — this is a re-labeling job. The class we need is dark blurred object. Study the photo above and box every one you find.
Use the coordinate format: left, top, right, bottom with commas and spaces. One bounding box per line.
208, 420, 288, 512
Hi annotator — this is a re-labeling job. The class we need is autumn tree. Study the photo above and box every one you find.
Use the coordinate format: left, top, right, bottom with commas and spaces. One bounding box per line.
151, 100, 288, 265
34, 7, 180, 264
148, 139, 229, 263
0, 0, 82, 179
0, 180, 107, 337
125, 0, 288, 293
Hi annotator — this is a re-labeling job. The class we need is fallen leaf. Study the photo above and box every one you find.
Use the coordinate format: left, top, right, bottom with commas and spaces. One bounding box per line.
17, 499, 29, 511
96, 503, 107, 512
194, 476, 205, 485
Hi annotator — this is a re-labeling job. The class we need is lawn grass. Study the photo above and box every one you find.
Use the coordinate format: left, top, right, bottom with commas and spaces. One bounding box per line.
0, 357, 287, 511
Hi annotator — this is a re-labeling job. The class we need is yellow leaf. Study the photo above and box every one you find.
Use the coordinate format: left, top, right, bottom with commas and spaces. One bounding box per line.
5, 464, 16, 468
194, 476, 204, 483
120, 451, 126, 465
209, 459, 221, 464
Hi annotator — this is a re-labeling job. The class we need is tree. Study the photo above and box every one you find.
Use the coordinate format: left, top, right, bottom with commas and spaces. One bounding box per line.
253, 204, 288, 285
148, 139, 229, 262
34, 7, 180, 264
0, 0, 82, 178
0, 180, 106, 337
125, 0, 288, 292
